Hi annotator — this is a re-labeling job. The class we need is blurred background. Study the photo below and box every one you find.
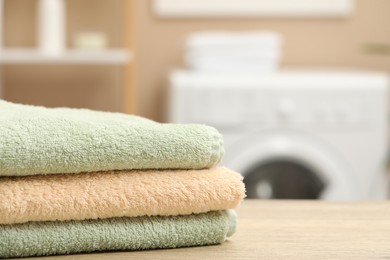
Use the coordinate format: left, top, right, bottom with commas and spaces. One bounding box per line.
1, 0, 390, 200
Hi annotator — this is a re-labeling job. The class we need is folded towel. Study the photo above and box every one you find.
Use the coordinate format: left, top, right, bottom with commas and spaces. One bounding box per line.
0, 100, 224, 176
0, 167, 245, 224
0, 210, 236, 258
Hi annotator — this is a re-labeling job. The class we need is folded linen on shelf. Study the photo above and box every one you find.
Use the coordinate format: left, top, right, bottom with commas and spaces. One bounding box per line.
186, 59, 279, 73
0, 100, 224, 176
184, 31, 282, 73
0, 210, 236, 258
185, 31, 282, 51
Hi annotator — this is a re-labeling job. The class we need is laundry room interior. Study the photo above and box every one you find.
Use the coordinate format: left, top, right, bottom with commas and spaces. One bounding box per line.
1, 0, 390, 201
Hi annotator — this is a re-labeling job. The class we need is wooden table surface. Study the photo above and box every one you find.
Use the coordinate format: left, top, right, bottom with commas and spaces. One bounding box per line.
24, 200, 390, 260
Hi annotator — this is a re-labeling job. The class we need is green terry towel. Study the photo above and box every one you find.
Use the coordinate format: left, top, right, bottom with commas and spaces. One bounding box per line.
0, 210, 237, 258
0, 100, 224, 176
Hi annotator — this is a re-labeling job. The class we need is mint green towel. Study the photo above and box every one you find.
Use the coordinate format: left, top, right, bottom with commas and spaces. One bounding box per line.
0, 210, 236, 258
0, 100, 224, 176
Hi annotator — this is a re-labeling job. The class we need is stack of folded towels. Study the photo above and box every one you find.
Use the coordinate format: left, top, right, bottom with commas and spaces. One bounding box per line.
0, 100, 245, 258
184, 31, 283, 73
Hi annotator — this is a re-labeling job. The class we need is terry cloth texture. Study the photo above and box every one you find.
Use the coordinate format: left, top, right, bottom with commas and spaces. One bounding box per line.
0, 167, 245, 224
0, 210, 236, 258
0, 100, 224, 176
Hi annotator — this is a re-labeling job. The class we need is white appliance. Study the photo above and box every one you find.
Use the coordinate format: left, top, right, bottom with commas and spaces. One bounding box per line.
169, 70, 389, 200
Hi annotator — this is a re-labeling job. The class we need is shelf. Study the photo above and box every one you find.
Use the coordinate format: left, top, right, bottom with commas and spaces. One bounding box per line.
0, 48, 131, 65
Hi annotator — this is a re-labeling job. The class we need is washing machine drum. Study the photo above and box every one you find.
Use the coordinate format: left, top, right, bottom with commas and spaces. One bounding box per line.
244, 160, 327, 199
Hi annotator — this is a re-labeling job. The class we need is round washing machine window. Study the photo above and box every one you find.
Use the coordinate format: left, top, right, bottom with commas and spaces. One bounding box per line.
223, 132, 362, 200
244, 160, 326, 199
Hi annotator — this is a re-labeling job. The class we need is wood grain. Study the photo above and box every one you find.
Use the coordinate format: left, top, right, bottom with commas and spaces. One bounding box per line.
20, 200, 390, 260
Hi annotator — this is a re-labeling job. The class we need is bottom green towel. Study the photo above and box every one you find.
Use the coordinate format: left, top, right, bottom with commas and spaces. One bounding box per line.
0, 210, 237, 258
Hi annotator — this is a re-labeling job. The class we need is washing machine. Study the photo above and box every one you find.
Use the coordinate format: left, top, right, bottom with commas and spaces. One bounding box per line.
169, 69, 389, 200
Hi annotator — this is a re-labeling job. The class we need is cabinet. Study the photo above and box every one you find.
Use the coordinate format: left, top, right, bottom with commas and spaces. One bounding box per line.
0, 0, 137, 114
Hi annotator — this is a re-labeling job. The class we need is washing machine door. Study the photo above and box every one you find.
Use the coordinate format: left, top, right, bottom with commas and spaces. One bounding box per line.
223, 132, 361, 200
244, 160, 326, 199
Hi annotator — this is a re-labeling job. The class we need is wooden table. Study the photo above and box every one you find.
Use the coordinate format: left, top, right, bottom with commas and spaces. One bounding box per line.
26, 200, 390, 260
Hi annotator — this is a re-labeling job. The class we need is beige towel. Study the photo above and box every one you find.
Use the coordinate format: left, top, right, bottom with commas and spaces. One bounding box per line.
0, 167, 245, 224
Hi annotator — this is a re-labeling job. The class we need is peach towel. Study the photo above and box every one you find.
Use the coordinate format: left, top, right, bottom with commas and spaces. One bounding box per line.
0, 167, 245, 224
